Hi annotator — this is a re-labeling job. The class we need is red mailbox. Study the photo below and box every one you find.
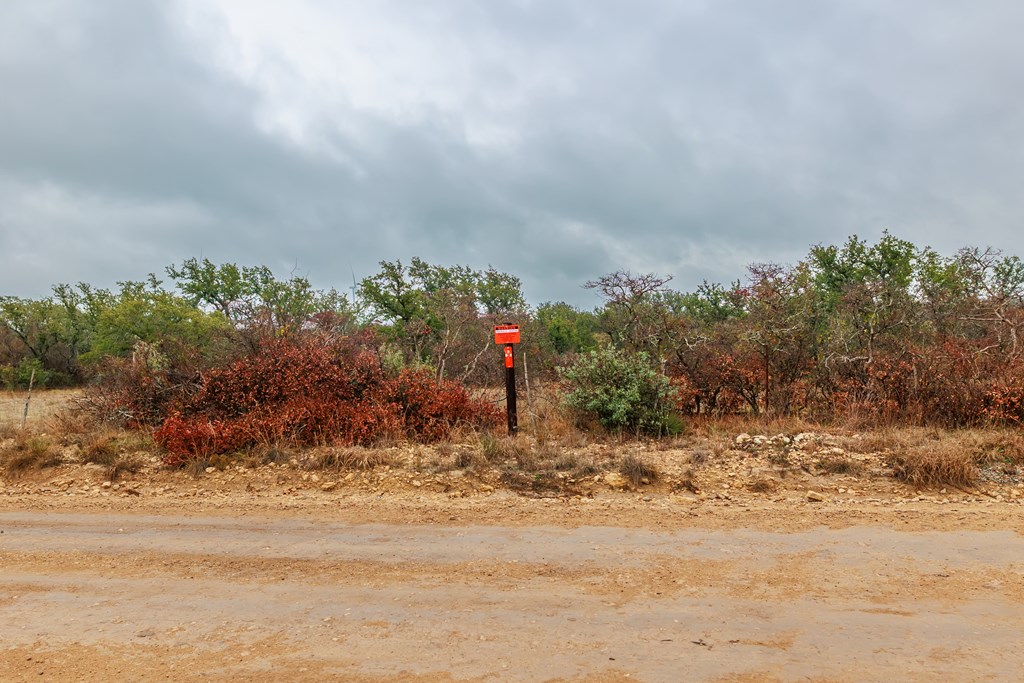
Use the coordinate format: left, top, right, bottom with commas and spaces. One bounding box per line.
494, 324, 520, 435
494, 324, 521, 345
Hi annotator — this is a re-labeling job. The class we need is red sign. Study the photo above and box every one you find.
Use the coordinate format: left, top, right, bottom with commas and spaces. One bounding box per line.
504, 345, 514, 368
494, 324, 521, 345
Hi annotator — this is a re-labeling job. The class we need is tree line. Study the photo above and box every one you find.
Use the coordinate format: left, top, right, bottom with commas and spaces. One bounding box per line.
3, 232, 1024, 427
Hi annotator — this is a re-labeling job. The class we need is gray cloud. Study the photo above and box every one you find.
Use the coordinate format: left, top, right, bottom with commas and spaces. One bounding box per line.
2, 0, 1023, 307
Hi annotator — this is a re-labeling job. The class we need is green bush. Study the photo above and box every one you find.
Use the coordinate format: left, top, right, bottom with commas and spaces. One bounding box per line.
560, 347, 678, 435
0, 358, 55, 390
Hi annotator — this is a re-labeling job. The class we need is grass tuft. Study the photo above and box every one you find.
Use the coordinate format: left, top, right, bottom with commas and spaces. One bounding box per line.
620, 454, 659, 487
888, 443, 976, 488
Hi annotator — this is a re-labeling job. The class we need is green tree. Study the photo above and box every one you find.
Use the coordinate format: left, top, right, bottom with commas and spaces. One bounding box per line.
84, 279, 231, 363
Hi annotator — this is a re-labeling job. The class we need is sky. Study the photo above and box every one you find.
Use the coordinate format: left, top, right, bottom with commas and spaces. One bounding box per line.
1, 0, 1023, 307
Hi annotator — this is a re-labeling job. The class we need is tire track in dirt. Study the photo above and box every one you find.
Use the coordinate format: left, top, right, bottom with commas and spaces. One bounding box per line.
2, 512, 1023, 681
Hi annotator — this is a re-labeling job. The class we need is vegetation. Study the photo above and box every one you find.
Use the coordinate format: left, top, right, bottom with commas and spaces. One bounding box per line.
560, 347, 677, 435
3, 233, 1024, 481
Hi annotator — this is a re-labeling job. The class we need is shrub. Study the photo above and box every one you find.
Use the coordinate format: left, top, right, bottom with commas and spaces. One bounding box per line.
0, 358, 57, 390
560, 348, 678, 435
153, 335, 501, 464
83, 351, 201, 428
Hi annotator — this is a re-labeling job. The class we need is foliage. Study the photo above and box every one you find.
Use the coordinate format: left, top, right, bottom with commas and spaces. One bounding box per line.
560, 347, 678, 435
359, 258, 526, 381
0, 357, 64, 390
152, 334, 501, 464
166, 257, 352, 340
11, 236, 1024, 433
535, 301, 599, 355
84, 279, 233, 364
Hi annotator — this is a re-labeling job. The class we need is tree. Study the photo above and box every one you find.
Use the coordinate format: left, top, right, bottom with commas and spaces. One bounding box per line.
166, 258, 350, 345
84, 279, 232, 364
359, 258, 528, 381
535, 302, 598, 355
586, 270, 674, 358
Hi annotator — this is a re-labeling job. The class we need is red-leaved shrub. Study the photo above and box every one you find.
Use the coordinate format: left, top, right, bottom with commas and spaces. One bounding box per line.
153, 334, 500, 463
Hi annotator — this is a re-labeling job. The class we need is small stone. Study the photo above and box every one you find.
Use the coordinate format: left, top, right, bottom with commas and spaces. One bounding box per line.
806, 490, 825, 502
101, 481, 112, 489
320, 482, 337, 492
411, 480, 423, 487
135, 628, 155, 638
603, 472, 628, 489
735, 433, 751, 445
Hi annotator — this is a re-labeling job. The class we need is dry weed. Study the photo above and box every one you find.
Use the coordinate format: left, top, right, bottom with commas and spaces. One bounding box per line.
815, 455, 864, 476
314, 447, 393, 470
888, 443, 976, 488
747, 478, 777, 493
1, 433, 63, 476
620, 454, 659, 487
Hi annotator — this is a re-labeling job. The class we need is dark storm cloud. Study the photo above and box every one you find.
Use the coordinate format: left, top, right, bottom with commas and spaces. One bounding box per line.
2, 0, 1024, 306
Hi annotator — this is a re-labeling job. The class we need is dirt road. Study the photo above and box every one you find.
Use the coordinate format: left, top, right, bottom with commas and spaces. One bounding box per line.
2, 508, 1022, 682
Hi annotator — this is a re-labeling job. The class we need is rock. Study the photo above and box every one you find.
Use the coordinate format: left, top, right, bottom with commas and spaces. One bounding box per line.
135, 628, 155, 638
100, 481, 112, 489
320, 482, 337, 492
205, 467, 216, 474
411, 480, 423, 487
735, 433, 751, 445
806, 490, 825, 502
603, 472, 628, 489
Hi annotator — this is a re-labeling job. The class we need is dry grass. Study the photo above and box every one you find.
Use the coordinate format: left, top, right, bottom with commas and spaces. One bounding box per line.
747, 478, 777, 493
620, 454, 659, 487
1, 433, 63, 477
0, 389, 80, 426
479, 433, 532, 464
311, 446, 394, 471
887, 442, 977, 488
520, 385, 592, 448
815, 455, 864, 476
689, 449, 710, 466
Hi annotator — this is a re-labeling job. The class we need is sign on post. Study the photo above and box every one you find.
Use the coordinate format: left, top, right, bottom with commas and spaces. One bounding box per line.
494, 324, 521, 345
494, 324, 520, 435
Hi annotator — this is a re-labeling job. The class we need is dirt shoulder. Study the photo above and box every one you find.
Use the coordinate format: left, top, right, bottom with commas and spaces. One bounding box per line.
2, 455, 1023, 533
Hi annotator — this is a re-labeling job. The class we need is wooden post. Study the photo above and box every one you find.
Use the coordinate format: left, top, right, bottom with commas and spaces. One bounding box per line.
522, 351, 534, 432
504, 343, 518, 435
21, 368, 36, 430
494, 324, 521, 436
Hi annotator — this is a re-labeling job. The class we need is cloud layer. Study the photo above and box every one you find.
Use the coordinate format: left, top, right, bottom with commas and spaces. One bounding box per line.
2, 0, 1023, 305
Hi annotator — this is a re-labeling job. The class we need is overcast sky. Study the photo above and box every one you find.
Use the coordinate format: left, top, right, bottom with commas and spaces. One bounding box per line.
2, 0, 1023, 307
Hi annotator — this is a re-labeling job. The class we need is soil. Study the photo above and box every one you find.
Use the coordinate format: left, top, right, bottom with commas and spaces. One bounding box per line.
2, 469, 1024, 682
2, 393, 1023, 681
